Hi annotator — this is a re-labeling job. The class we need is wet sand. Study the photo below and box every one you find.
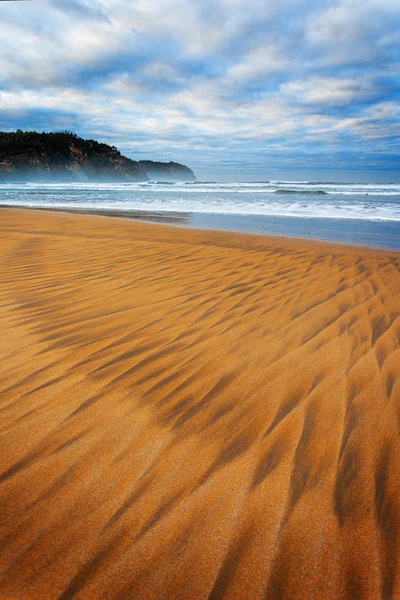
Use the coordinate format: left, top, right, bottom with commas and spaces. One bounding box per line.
2, 203, 399, 249
0, 207, 399, 600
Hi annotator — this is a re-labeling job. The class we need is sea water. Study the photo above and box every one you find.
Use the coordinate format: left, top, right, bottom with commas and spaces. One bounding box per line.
1, 180, 399, 249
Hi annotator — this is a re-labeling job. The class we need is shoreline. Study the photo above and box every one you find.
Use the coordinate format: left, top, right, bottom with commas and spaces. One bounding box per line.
1, 203, 399, 252
0, 208, 399, 599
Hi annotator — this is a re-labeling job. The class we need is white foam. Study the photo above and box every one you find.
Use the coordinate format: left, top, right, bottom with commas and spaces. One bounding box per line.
1, 180, 399, 222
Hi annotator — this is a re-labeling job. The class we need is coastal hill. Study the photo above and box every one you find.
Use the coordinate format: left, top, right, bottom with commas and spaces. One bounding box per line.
0, 130, 196, 182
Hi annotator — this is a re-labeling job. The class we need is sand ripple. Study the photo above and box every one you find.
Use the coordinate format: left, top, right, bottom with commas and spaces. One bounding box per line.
0, 209, 399, 599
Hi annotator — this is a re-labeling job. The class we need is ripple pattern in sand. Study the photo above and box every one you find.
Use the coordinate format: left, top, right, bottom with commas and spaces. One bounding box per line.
0, 209, 399, 600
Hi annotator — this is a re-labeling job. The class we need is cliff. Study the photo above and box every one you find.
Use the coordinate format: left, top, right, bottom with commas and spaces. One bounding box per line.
138, 161, 196, 182
0, 131, 196, 182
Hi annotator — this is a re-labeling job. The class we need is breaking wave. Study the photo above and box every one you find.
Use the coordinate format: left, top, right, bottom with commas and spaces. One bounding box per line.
0, 180, 399, 222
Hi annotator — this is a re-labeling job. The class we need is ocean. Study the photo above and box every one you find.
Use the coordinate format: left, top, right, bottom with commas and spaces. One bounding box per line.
1, 180, 400, 249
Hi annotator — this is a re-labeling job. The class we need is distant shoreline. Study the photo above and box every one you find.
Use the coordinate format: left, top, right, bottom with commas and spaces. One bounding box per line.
1, 203, 399, 251
0, 204, 189, 224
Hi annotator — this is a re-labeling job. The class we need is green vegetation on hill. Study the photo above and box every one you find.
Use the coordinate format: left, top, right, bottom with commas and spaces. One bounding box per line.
0, 130, 196, 182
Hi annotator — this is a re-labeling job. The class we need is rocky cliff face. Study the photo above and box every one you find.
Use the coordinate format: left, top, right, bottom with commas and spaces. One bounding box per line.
0, 131, 196, 182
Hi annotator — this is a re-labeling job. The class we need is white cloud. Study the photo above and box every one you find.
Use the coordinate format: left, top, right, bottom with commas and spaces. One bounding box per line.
0, 0, 398, 174
281, 77, 375, 106
224, 45, 290, 83
306, 0, 400, 46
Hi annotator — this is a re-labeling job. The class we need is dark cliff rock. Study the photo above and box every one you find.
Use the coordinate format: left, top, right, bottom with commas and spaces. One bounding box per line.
0, 131, 196, 182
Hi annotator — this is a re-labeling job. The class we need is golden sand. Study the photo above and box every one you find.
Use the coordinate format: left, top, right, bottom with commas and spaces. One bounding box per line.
0, 208, 399, 600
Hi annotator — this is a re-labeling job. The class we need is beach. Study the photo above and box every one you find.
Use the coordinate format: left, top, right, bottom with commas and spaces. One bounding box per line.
1, 180, 400, 250
0, 207, 399, 599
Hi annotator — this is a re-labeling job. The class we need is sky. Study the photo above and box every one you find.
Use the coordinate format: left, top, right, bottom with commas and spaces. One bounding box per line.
0, 0, 399, 181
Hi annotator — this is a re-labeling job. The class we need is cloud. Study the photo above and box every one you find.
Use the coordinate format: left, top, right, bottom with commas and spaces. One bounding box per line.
0, 0, 399, 178
281, 77, 376, 107
224, 44, 290, 84
305, 0, 400, 67
306, 0, 400, 46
